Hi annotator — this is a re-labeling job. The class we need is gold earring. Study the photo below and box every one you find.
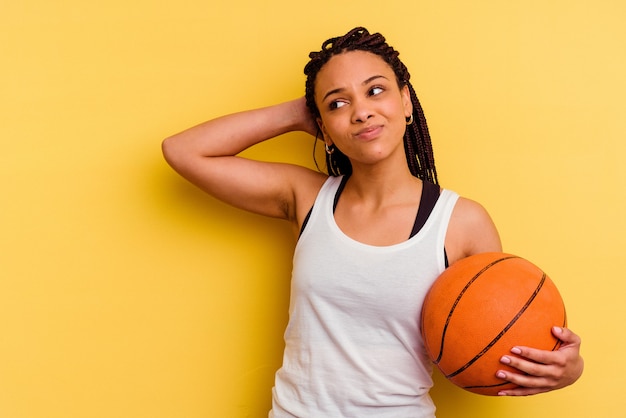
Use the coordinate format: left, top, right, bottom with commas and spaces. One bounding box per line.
406, 114, 414, 125
325, 143, 335, 154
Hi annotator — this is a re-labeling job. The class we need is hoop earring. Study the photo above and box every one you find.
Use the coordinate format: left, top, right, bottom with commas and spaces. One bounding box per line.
325, 143, 335, 154
406, 114, 414, 125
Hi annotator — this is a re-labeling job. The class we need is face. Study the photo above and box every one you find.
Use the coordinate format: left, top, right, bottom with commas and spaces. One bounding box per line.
314, 50, 413, 168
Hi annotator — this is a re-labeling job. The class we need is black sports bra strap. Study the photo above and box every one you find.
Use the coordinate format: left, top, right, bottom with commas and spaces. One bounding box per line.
413, 181, 449, 268
410, 181, 441, 238
332, 175, 350, 213
298, 175, 349, 238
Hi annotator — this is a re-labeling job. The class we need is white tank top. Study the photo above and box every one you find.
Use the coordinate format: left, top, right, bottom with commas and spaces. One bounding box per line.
271, 176, 459, 418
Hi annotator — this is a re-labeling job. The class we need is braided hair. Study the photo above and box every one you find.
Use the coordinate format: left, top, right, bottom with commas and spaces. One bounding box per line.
304, 27, 439, 184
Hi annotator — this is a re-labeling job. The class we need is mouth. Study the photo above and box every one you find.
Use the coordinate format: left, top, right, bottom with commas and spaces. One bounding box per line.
353, 125, 383, 141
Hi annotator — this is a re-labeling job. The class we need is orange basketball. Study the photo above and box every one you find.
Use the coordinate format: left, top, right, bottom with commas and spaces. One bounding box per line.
420, 252, 566, 395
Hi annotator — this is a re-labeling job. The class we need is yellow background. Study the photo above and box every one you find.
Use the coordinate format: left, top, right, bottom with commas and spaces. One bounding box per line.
1, 0, 624, 417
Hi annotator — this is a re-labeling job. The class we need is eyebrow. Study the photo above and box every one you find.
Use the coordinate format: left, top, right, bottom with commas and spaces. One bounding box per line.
321, 75, 389, 102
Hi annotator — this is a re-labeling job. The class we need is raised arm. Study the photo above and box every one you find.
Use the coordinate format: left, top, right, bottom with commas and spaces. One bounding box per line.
162, 97, 326, 223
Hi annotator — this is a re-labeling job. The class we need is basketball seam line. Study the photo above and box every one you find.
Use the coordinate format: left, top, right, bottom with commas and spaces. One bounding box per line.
445, 272, 547, 379
464, 299, 565, 391
434, 255, 518, 364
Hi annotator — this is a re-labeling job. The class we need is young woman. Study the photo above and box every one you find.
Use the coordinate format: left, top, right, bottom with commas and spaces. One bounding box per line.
162, 27, 583, 417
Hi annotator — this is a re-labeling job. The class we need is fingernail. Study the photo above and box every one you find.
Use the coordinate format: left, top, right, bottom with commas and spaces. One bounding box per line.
497, 371, 506, 379
500, 356, 511, 364
498, 391, 507, 396
511, 346, 522, 355
553, 326, 563, 334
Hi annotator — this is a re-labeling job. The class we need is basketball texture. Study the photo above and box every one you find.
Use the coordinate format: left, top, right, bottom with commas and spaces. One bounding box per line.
421, 252, 566, 395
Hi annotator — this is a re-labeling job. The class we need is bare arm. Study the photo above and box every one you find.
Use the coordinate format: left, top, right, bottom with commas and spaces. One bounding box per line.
444, 197, 583, 395
162, 97, 325, 223
444, 197, 502, 265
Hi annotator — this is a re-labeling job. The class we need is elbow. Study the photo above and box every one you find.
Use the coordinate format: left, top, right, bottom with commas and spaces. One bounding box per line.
161, 134, 208, 176
161, 135, 182, 168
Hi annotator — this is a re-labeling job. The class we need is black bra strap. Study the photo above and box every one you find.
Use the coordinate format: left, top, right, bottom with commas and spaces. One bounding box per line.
333, 175, 350, 213
410, 181, 440, 238
298, 175, 349, 238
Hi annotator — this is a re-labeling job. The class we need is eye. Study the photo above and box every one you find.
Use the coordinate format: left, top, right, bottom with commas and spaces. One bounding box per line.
329, 100, 348, 110
369, 86, 384, 96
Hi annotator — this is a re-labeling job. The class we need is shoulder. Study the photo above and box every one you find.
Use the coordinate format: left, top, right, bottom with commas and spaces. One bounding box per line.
289, 167, 328, 226
445, 196, 502, 265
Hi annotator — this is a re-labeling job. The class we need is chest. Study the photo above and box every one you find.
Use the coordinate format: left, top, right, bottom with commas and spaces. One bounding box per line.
292, 212, 445, 326
333, 199, 420, 246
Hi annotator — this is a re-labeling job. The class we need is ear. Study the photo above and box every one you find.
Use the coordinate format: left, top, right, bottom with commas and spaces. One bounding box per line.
317, 117, 333, 146
401, 85, 413, 119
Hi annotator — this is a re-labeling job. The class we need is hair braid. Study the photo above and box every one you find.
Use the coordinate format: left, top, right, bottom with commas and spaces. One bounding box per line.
304, 27, 439, 185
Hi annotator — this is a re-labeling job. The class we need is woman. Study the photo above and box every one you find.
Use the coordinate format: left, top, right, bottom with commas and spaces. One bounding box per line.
162, 27, 583, 417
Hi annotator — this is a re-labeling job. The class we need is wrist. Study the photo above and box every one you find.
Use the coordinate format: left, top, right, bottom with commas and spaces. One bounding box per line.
285, 97, 318, 136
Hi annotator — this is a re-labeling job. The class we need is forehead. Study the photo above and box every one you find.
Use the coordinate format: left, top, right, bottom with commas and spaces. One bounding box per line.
315, 50, 395, 93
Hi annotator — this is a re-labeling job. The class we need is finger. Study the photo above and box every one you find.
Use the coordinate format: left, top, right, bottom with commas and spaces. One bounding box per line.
553, 326, 582, 346
497, 385, 550, 396
496, 366, 557, 389
505, 345, 564, 368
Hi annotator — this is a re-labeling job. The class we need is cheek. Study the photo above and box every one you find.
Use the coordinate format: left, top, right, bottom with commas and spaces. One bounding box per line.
320, 116, 346, 140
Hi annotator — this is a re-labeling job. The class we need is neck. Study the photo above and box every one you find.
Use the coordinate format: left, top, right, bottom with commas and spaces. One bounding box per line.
344, 161, 421, 206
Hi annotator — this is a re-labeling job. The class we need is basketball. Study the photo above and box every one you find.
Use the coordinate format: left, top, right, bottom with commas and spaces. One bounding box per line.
420, 252, 566, 396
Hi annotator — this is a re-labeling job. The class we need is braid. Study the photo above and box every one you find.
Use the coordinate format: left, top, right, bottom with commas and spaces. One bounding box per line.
304, 27, 439, 185
406, 83, 439, 184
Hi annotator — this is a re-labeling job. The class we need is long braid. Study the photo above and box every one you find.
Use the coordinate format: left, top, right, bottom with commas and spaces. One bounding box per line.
407, 83, 439, 184
304, 27, 439, 185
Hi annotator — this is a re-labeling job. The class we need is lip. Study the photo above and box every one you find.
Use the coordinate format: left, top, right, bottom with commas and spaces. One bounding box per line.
353, 125, 383, 141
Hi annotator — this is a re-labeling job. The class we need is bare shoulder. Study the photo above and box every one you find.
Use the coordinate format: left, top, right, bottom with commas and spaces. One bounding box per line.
289, 165, 328, 224
445, 196, 502, 264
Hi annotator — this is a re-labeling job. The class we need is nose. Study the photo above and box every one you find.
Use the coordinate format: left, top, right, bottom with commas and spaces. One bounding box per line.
351, 97, 374, 123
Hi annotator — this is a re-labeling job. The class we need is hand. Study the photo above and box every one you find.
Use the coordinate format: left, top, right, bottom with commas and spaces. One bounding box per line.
292, 97, 320, 137
495, 326, 584, 396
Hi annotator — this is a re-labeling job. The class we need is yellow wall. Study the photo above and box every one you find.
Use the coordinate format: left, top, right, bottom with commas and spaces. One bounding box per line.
1, 0, 624, 417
